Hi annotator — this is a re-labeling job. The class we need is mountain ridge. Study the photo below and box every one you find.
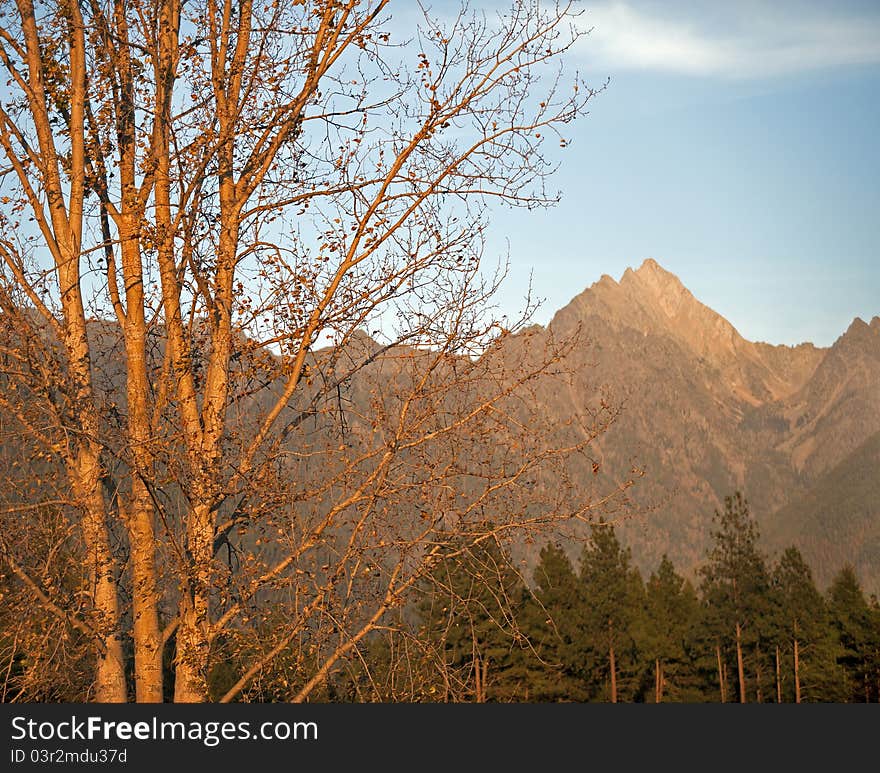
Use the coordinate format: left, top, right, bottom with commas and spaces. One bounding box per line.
549, 258, 828, 406
3, 259, 876, 593
503, 258, 879, 590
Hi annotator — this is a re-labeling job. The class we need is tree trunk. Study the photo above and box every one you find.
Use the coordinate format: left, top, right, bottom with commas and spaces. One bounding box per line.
735, 620, 746, 703
794, 637, 801, 704
717, 644, 726, 703
64, 307, 127, 702
473, 654, 481, 703
119, 245, 163, 701
116, 40, 164, 697
755, 643, 763, 703
473, 654, 488, 703
76, 457, 128, 703
126, 482, 162, 702
775, 645, 782, 703
472, 631, 486, 704
153, 1, 211, 703
174, 501, 214, 702
654, 658, 664, 703
608, 620, 617, 704
654, 658, 659, 704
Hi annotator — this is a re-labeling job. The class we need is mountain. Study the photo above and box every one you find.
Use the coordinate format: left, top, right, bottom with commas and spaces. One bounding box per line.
777, 317, 880, 478
512, 259, 880, 590
3, 260, 876, 594
765, 429, 880, 592
552, 258, 824, 406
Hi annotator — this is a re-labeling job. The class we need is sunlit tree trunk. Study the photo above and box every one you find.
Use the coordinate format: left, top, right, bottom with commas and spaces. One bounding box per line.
8, 0, 128, 701
775, 645, 782, 703
755, 643, 763, 703
609, 620, 617, 703
73, 445, 128, 702
654, 658, 664, 703
736, 620, 746, 703
174, 502, 215, 702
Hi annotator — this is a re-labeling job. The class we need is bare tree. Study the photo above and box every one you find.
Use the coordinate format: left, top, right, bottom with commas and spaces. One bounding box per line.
0, 0, 627, 703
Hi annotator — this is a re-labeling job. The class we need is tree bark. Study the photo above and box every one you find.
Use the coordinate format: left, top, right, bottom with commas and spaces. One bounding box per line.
124, 483, 162, 702
112, 0, 163, 697
654, 658, 664, 703
794, 637, 801, 704
609, 620, 617, 704
473, 652, 488, 703
62, 256, 127, 702
74, 449, 127, 703
173, 502, 214, 702
755, 643, 763, 703
717, 644, 726, 703
775, 644, 782, 703
735, 620, 746, 703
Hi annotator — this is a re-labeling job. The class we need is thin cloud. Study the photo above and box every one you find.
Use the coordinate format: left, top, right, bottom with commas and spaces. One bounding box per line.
578, 2, 880, 78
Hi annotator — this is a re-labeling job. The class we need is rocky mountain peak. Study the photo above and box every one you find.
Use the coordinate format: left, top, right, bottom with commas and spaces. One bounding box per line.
552, 259, 830, 406
620, 258, 690, 317
847, 316, 869, 332
625, 256, 685, 290
556, 259, 707, 333
830, 315, 880, 355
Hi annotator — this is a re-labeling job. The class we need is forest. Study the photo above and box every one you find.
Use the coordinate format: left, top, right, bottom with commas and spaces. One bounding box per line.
4, 478, 878, 702
305, 492, 880, 704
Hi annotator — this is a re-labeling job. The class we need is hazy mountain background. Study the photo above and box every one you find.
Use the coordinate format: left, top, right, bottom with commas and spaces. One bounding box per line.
4, 259, 877, 595
508, 259, 880, 592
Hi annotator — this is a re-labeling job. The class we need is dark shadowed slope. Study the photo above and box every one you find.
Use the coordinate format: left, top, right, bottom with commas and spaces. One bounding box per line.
765, 428, 880, 592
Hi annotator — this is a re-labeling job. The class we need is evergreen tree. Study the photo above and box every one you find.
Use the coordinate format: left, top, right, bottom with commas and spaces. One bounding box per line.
684, 597, 731, 702
578, 521, 646, 702
771, 547, 847, 702
871, 594, 880, 702
523, 543, 590, 701
416, 534, 533, 702
828, 566, 880, 702
332, 618, 441, 703
700, 492, 773, 702
642, 555, 702, 702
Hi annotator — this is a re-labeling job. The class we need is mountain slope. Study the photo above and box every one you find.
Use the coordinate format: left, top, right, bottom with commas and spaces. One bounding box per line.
513, 259, 880, 589
765, 429, 880, 592
778, 317, 880, 478
3, 260, 876, 593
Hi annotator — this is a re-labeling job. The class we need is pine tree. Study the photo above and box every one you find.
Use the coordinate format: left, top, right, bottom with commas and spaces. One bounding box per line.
523, 543, 590, 701
643, 555, 702, 702
870, 594, 880, 702
828, 566, 880, 702
416, 534, 532, 702
771, 547, 847, 702
700, 492, 772, 703
578, 521, 646, 702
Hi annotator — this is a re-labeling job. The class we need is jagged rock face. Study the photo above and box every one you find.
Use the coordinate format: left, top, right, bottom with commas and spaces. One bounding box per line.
779, 317, 880, 479
506, 259, 879, 590
552, 259, 825, 405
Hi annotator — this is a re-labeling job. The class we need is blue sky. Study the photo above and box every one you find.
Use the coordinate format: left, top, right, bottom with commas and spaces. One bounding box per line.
476, 0, 880, 347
